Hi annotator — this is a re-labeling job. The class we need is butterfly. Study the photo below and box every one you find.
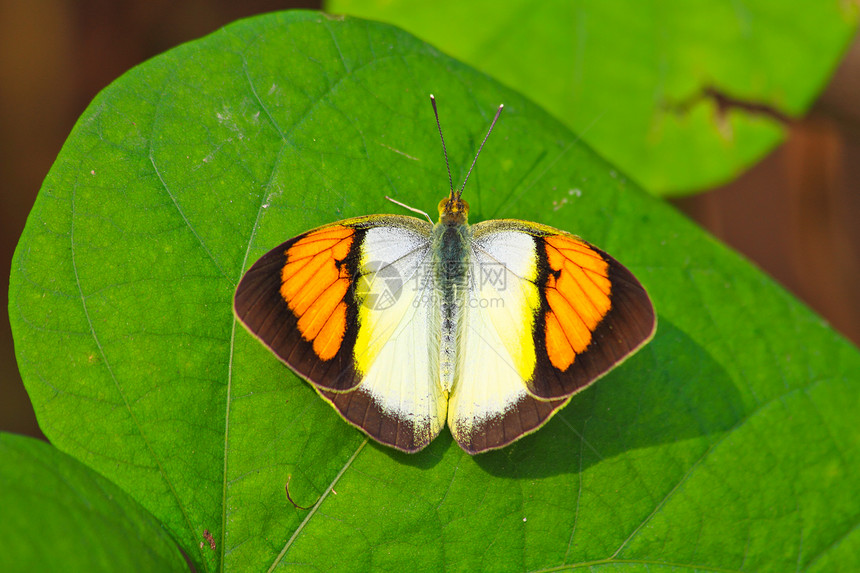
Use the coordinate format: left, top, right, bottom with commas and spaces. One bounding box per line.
233, 96, 656, 454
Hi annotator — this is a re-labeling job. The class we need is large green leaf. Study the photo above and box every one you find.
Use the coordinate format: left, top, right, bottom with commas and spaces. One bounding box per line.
9, 11, 859, 572
0, 432, 186, 572
327, 0, 859, 196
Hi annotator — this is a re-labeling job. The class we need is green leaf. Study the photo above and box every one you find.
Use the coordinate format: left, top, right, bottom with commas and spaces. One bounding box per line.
9, 10, 860, 572
326, 0, 859, 196
0, 432, 186, 572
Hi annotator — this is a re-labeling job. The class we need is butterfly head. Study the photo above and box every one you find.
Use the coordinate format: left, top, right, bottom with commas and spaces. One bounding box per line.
438, 191, 469, 225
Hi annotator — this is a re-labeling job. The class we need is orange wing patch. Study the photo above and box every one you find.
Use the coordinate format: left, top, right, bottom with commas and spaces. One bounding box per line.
543, 235, 612, 371
280, 225, 354, 361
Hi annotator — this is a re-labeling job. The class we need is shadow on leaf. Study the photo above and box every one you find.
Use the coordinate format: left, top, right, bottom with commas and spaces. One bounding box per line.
472, 319, 743, 478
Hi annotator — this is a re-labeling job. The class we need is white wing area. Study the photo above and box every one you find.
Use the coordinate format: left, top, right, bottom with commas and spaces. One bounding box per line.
353, 224, 447, 445
448, 227, 541, 440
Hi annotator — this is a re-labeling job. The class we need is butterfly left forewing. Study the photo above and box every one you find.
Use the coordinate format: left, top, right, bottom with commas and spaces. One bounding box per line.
234, 216, 447, 453
234, 222, 363, 391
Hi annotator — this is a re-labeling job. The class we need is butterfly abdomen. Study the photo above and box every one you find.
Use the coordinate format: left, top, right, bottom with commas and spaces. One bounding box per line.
432, 221, 471, 393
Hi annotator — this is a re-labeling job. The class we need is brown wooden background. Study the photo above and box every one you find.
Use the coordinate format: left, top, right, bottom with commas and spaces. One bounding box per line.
2, 1, 858, 440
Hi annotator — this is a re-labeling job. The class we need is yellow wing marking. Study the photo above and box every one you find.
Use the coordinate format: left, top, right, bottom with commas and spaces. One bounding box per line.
280, 225, 354, 361
543, 234, 612, 371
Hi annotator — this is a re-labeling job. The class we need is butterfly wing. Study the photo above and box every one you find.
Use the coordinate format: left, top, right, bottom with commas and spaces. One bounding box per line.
234, 215, 447, 452
448, 220, 656, 453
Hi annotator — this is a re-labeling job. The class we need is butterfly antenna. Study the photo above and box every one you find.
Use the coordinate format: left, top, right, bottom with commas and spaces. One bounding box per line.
430, 94, 455, 200
458, 103, 504, 198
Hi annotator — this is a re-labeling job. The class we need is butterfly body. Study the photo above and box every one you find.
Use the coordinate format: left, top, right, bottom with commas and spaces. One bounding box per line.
233, 98, 656, 454
433, 196, 472, 393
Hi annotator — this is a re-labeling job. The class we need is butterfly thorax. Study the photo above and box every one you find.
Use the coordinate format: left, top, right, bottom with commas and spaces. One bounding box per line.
432, 196, 472, 393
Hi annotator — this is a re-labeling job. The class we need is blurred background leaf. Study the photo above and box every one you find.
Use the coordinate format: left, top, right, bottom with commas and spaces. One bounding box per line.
328, 0, 859, 196
0, 432, 186, 572
8, 11, 860, 572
